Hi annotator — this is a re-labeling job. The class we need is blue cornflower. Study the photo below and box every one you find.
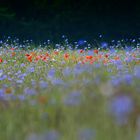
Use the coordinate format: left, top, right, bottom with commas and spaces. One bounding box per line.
94, 63, 101, 69
73, 64, 85, 76
0, 75, 7, 81
77, 40, 87, 46
20, 63, 25, 67
125, 56, 133, 63
109, 95, 134, 125
24, 88, 37, 96
132, 39, 136, 43
63, 91, 82, 106
18, 95, 26, 101
0, 89, 5, 97
62, 35, 66, 39
125, 46, 132, 52
101, 42, 108, 49
134, 66, 140, 79
26, 67, 35, 73
43, 130, 60, 140
109, 48, 116, 53
62, 67, 72, 76
116, 64, 124, 71
16, 80, 23, 84
26, 133, 39, 140
39, 81, 48, 89
109, 76, 122, 87
99, 34, 102, 38
88, 50, 94, 55
122, 74, 133, 85
18, 73, 27, 80
47, 68, 56, 79
51, 78, 64, 86
27, 130, 60, 140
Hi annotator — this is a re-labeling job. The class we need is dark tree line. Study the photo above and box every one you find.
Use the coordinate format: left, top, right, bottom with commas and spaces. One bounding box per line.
1, 0, 139, 21
0, 0, 140, 41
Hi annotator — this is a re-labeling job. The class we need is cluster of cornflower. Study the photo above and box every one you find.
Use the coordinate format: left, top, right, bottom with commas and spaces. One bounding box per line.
0, 37, 139, 139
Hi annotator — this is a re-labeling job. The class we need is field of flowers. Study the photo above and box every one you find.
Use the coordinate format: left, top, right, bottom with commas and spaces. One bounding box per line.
0, 38, 140, 140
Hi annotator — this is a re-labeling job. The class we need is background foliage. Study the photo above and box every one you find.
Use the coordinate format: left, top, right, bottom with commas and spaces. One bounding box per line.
0, 0, 140, 41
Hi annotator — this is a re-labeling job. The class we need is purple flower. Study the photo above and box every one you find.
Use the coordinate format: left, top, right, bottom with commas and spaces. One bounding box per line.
134, 66, 140, 79
125, 46, 132, 52
51, 78, 64, 86
122, 74, 133, 85
132, 39, 136, 43
73, 64, 84, 76
0, 75, 7, 81
62, 35, 66, 39
94, 63, 101, 69
3, 94, 16, 101
110, 48, 116, 53
101, 42, 108, 49
125, 57, 133, 63
110, 76, 122, 87
18, 95, 26, 101
27, 130, 60, 140
114, 60, 122, 65
26, 67, 35, 73
109, 95, 134, 125
136, 133, 140, 140
77, 40, 87, 46
16, 80, 24, 84
0, 89, 5, 97
88, 50, 93, 56
24, 88, 37, 96
63, 91, 82, 106
26, 133, 39, 140
31, 80, 36, 86
43, 130, 60, 140
39, 81, 48, 88
99, 34, 102, 38
18, 73, 27, 80
116, 64, 124, 71
62, 67, 71, 76
47, 68, 56, 79
15, 70, 21, 75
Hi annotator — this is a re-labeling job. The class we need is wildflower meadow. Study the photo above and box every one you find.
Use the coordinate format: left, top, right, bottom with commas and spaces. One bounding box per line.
0, 37, 140, 140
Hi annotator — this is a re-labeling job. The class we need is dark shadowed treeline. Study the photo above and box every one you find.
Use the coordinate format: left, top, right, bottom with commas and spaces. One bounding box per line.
0, 0, 140, 42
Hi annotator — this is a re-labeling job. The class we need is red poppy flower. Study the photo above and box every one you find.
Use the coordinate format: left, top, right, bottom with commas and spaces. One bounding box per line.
105, 54, 109, 58
11, 52, 16, 57
0, 58, 3, 63
25, 54, 30, 57
94, 49, 99, 54
114, 56, 120, 60
46, 53, 49, 57
64, 53, 69, 59
27, 55, 32, 62
54, 51, 59, 55
10, 48, 15, 51
86, 55, 93, 59
80, 49, 84, 53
